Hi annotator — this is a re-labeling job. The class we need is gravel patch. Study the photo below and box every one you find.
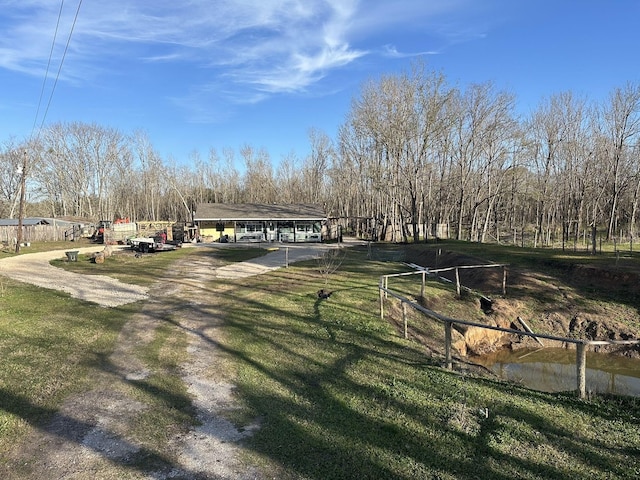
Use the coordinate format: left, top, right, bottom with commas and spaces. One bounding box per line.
0, 246, 261, 479
0, 246, 148, 307
0, 242, 355, 478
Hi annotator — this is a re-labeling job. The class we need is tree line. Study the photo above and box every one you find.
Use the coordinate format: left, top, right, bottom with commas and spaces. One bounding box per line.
1, 63, 639, 247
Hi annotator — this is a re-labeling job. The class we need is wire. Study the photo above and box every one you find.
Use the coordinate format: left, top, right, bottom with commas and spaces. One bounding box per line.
31, 0, 65, 137
32, 0, 84, 141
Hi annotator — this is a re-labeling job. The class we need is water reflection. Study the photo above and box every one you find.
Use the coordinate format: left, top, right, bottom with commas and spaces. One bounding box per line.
472, 348, 640, 396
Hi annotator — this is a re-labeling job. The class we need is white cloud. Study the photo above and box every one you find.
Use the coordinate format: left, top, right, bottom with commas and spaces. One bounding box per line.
382, 45, 439, 59
0, 1, 368, 89
0, 0, 481, 112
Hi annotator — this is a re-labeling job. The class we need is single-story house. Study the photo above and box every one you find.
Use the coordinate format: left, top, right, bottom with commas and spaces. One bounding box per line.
193, 203, 326, 243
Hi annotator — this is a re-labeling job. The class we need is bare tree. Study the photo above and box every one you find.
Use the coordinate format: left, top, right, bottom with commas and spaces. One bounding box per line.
316, 247, 346, 287
450, 83, 517, 241
599, 83, 640, 240
217, 148, 242, 203
32, 122, 130, 220
241, 145, 276, 203
339, 64, 454, 242
0, 138, 27, 218
276, 152, 304, 204
131, 130, 167, 221
305, 128, 333, 203
525, 95, 571, 246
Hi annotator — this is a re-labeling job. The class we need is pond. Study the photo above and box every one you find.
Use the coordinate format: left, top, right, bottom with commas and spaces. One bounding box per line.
471, 347, 640, 397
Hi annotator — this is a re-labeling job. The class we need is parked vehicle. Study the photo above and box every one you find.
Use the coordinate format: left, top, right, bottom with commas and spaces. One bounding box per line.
128, 234, 180, 253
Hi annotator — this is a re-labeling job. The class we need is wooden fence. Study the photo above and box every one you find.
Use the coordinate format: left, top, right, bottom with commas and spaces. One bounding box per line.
386, 262, 507, 299
0, 225, 76, 244
379, 267, 640, 399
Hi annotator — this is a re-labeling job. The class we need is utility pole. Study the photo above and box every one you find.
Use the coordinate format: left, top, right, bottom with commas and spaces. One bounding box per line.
15, 150, 27, 254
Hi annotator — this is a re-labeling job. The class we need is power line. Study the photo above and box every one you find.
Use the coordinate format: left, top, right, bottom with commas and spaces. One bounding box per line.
18, 1, 83, 254
31, 0, 65, 138
32, 0, 84, 141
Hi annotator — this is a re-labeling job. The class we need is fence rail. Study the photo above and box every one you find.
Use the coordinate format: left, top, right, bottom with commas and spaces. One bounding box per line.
379, 269, 640, 399
382, 263, 507, 300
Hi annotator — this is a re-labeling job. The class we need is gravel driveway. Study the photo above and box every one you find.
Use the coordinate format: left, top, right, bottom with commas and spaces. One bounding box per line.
0, 246, 149, 307
0, 242, 335, 305
0, 241, 348, 478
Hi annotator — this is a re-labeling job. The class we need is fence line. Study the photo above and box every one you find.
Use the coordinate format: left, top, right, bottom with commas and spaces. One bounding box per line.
379, 272, 639, 399
389, 263, 507, 300
0, 225, 76, 244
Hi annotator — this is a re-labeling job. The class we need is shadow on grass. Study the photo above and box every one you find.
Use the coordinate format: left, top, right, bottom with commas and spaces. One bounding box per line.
162, 268, 640, 480
4, 244, 639, 479
0, 385, 212, 479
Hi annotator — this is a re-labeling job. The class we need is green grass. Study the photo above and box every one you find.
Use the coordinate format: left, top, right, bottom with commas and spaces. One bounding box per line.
413, 239, 640, 273
0, 239, 97, 258
214, 245, 640, 479
0, 280, 136, 456
51, 245, 268, 285
2, 241, 640, 478
50, 246, 193, 285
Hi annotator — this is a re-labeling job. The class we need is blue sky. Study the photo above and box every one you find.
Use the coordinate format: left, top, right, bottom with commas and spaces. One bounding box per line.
1, 0, 639, 166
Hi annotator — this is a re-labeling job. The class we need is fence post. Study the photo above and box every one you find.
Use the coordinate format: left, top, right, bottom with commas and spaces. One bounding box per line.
402, 302, 408, 339
444, 321, 452, 369
384, 276, 388, 299
502, 266, 507, 296
576, 342, 587, 399
455, 268, 461, 297
379, 287, 384, 320
421, 270, 425, 299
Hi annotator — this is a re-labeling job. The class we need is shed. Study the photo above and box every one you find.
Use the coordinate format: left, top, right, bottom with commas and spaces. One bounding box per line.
0, 217, 84, 243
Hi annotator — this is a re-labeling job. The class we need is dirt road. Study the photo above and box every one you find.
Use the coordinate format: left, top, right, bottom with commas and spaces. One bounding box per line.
0, 246, 149, 307
0, 243, 333, 304
0, 244, 338, 479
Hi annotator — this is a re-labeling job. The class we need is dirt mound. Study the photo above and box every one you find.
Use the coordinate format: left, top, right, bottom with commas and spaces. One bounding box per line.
401, 247, 640, 359
406, 246, 505, 294
570, 263, 640, 292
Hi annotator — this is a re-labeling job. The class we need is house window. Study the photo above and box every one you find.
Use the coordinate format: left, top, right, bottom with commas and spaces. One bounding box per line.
278, 221, 293, 233
236, 223, 261, 233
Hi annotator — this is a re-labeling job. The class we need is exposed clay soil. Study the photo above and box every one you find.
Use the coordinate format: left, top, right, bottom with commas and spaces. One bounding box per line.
400, 247, 640, 360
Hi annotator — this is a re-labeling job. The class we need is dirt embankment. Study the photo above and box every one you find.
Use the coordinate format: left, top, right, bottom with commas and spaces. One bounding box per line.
401, 247, 640, 359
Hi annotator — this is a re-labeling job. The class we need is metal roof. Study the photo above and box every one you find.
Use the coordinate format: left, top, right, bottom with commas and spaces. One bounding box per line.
0, 217, 77, 227
194, 203, 326, 221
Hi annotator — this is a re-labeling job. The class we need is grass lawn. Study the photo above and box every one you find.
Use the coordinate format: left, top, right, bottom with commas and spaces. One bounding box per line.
0, 279, 137, 455
214, 245, 640, 479
1, 241, 639, 479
